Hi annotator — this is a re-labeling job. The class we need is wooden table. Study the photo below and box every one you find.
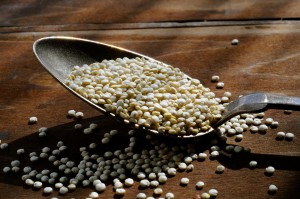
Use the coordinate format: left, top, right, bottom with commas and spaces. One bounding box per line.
0, 1, 299, 198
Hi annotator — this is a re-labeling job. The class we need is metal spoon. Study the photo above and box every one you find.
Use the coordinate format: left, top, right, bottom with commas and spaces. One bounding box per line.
33, 36, 300, 138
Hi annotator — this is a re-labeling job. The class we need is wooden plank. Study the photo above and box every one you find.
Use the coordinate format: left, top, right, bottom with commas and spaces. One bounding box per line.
0, 23, 300, 199
0, 20, 295, 33
1, 0, 300, 27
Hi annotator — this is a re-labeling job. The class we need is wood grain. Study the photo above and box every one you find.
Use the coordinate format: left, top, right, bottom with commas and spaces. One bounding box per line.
0, 22, 299, 199
1, 0, 300, 28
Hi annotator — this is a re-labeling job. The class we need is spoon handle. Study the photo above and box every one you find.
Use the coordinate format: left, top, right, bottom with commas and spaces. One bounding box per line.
265, 93, 300, 111
212, 93, 300, 128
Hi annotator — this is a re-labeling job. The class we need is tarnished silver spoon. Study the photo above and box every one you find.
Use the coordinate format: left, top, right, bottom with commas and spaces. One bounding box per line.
33, 36, 300, 138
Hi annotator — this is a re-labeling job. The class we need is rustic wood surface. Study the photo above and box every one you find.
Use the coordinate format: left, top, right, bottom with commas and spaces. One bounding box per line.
0, 1, 300, 199
1, 0, 300, 27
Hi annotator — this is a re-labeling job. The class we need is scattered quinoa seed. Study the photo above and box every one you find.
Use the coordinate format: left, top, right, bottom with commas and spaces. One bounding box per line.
89, 191, 99, 198
265, 166, 275, 175
137, 193, 147, 199
268, 184, 278, 193
0, 143, 9, 150
249, 160, 257, 168
285, 132, 295, 141
154, 187, 163, 195
231, 39, 239, 45
216, 165, 225, 173
216, 82, 224, 89
180, 177, 189, 185
201, 192, 211, 199
211, 75, 220, 82
75, 111, 84, 119
165, 192, 175, 199
208, 189, 218, 197
43, 187, 53, 194
28, 116, 38, 124
67, 110, 76, 117
196, 181, 205, 189
276, 132, 285, 140
59, 186, 68, 195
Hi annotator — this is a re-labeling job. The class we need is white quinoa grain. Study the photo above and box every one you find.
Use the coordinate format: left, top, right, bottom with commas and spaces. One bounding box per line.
25, 179, 34, 186
276, 132, 285, 140
101, 137, 110, 144
165, 192, 175, 199
43, 187, 53, 194
209, 189, 218, 197
198, 153, 207, 160
234, 145, 243, 153
195, 181, 205, 189
124, 178, 134, 186
95, 182, 106, 192
33, 181, 43, 189
38, 131, 47, 138
253, 118, 262, 126
180, 177, 189, 185
3, 167, 11, 173
268, 184, 278, 193
89, 191, 99, 198
30, 156, 39, 162
68, 184, 76, 190
74, 124, 82, 129
265, 166, 275, 174
235, 134, 243, 141
89, 123, 98, 130
258, 124, 268, 133
67, 110, 76, 117
187, 164, 194, 171
250, 126, 258, 133
150, 180, 159, 187
17, 148, 25, 155
75, 111, 84, 119
23, 166, 32, 173
158, 175, 168, 184
59, 186, 68, 195
115, 188, 126, 195
137, 193, 147, 199
39, 127, 48, 133
270, 121, 279, 128
210, 151, 219, 158
249, 160, 257, 168
93, 179, 101, 186
264, 118, 273, 125
83, 128, 92, 134
201, 192, 211, 199
184, 156, 193, 164
140, 179, 150, 187
178, 162, 187, 170
211, 75, 220, 82
285, 132, 295, 140
55, 182, 63, 189
154, 187, 163, 195
231, 39, 239, 45
28, 116, 38, 124
11, 160, 20, 167
216, 82, 224, 89
216, 165, 225, 173
114, 181, 123, 189
167, 168, 176, 176
0, 143, 8, 150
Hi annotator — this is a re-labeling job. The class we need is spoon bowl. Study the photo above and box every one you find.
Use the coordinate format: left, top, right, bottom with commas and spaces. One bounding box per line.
33, 36, 214, 138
